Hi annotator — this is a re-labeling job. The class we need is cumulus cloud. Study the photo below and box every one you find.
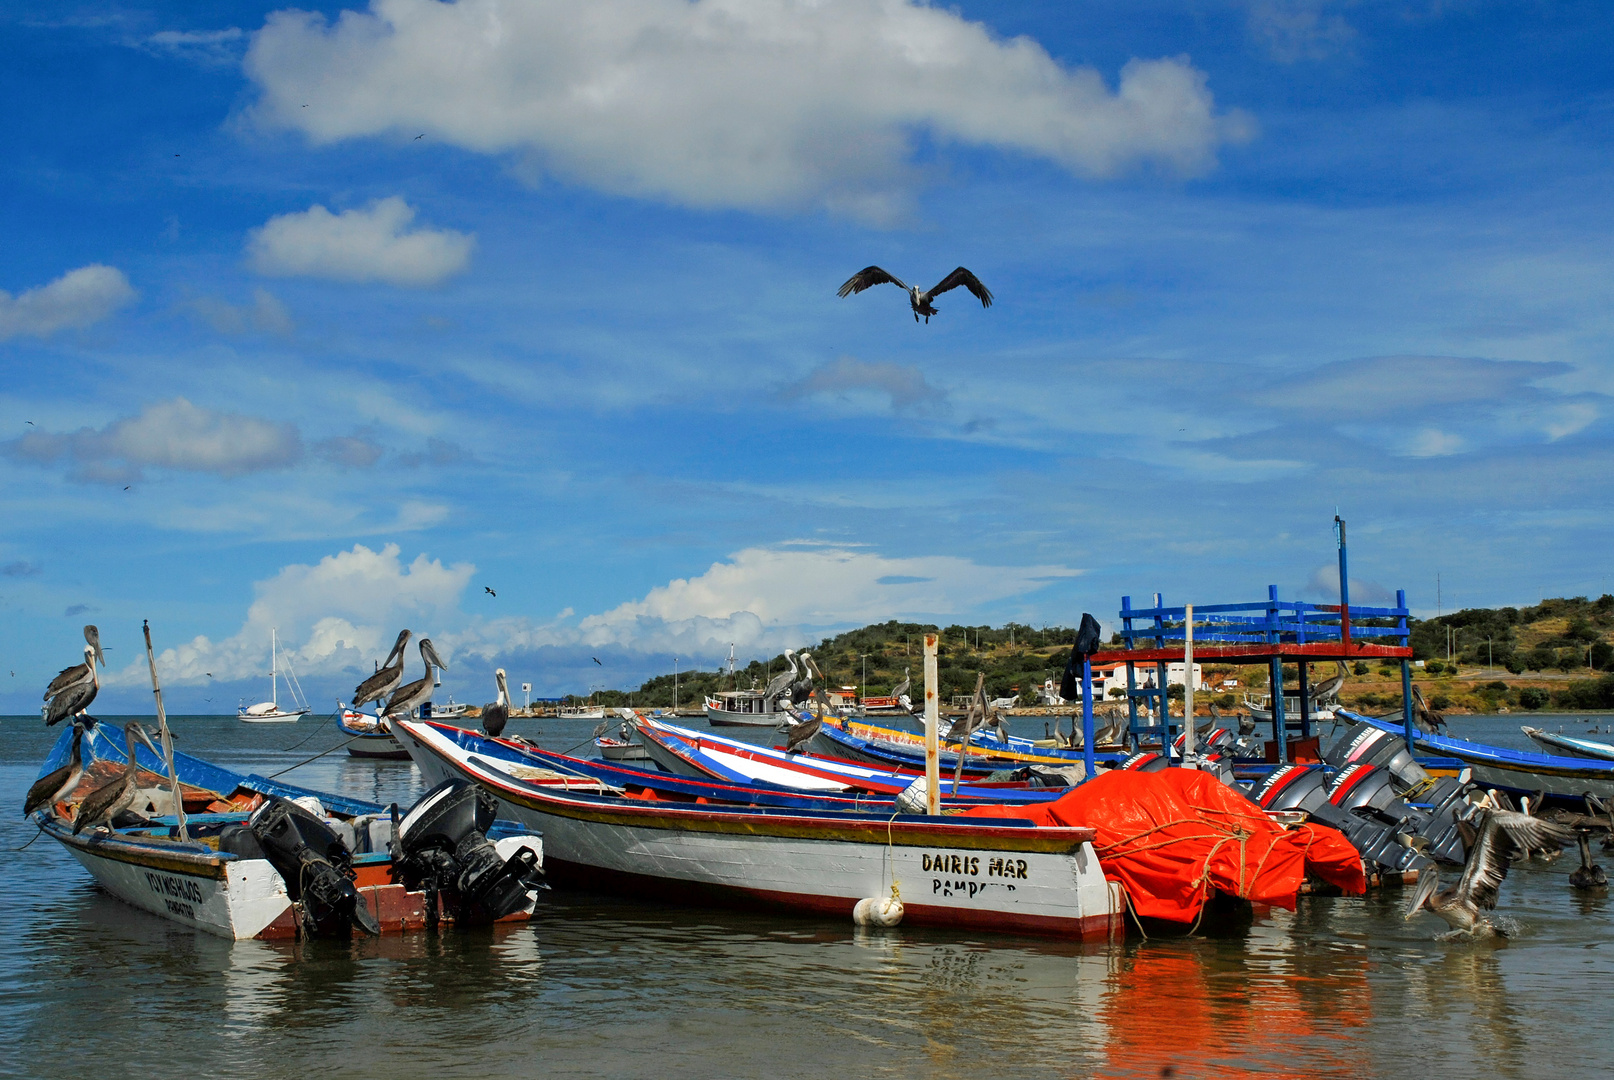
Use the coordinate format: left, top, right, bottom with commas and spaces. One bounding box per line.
245, 0, 1249, 219
779, 355, 945, 414
2, 561, 42, 578
186, 288, 294, 335
576, 543, 1078, 652
247, 197, 474, 286
0, 264, 136, 340
112, 543, 476, 685
315, 434, 385, 468
6, 397, 302, 483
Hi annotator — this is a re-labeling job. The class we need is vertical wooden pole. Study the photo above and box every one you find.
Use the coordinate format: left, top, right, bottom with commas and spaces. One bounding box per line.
923, 633, 940, 815
1183, 604, 1195, 762
1401, 658, 1416, 753
142, 620, 188, 842
1121, 596, 1139, 751
1297, 660, 1312, 740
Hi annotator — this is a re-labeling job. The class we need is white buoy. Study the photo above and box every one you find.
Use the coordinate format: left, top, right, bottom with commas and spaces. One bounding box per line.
894, 775, 929, 815
853, 894, 904, 927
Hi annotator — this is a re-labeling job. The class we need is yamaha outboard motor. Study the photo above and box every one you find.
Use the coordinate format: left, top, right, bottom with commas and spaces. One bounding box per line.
394, 779, 540, 924
1119, 750, 1170, 772
1325, 720, 1430, 789
1253, 764, 1431, 876
250, 797, 381, 937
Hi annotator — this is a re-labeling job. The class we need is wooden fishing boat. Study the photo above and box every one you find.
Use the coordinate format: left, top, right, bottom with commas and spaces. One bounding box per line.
704, 689, 790, 727
26, 720, 543, 940
814, 716, 1127, 775
1521, 725, 1614, 762
634, 716, 1068, 803
1345, 711, 1614, 805
337, 708, 412, 760
393, 717, 1124, 939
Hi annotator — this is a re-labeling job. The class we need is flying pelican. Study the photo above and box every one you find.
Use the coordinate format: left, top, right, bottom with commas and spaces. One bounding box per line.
482, 668, 512, 737
837, 266, 993, 323
762, 649, 798, 704
383, 638, 448, 719
351, 629, 412, 709
23, 720, 89, 817
1404, 806, 1572, 937
44, 628, 104, 726
72, 722, 163, 834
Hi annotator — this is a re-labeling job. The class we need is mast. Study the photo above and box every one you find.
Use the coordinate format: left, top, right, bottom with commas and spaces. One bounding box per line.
271, 628, 279, 709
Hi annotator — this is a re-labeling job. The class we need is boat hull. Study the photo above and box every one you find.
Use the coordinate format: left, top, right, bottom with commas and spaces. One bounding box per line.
1522, 726, 1614, 762
397, 719, 1122, 940
238, 710, 306, 724
704, 705, 783, 727
338, 712, 412, 760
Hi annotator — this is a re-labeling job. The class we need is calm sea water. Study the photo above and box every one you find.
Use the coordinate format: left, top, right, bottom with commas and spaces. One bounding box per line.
3, 711, 1612, 1079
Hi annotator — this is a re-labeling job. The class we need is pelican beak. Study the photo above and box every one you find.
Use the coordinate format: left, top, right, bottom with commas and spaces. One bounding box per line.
1404, 868, 1440, 919
422, 639, 447, 671
129, 723, 162, 760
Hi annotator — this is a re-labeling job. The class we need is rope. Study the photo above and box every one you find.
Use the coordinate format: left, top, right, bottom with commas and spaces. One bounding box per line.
12, 822, 46, 852
280, 709, 342, 753
264, 734, 364, 780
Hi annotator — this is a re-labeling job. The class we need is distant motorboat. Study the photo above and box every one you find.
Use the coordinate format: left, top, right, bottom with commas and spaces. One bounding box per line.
239, 628, 311, 723
337, 707, 411, 760
429, 696, 470, 719
1522, 725, 1614, 762
1242, 692, 1337, 725
704, 690, 790, 727
558, 704, 606, 721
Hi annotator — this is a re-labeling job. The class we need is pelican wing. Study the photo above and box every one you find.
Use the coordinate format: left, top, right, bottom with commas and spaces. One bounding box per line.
837, 266, 907, 297
928, 267, 993, 307
785, 715, 822, 753
1460, 810, 1571, 910
352, 661, 403, 708
383, 676, 430, 718
44, 661, 90, 700
45, 680, 96, 726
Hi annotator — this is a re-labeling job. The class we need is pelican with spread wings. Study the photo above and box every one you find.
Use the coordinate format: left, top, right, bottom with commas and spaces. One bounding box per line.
837, 266, 993, 323
1405, 805, 1571, 937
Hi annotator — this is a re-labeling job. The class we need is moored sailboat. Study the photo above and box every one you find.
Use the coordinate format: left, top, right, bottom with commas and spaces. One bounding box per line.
238, 628, 311, 723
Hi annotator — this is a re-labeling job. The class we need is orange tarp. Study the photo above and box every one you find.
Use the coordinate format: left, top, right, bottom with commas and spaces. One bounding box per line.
961, 768, 1365, 923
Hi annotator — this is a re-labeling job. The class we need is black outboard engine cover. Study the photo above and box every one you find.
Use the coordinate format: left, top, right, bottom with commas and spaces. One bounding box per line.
395, 780, 539, 923
1325, 721, 1430, 789
1119, 751, 1170, 772
1174, 728, 1239, 758
1254, 764, 1331, 813
1254, 764, 1430, 876
250, 797, 380, 937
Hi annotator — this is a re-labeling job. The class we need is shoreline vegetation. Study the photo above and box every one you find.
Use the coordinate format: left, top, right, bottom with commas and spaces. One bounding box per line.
570, 595, 1614, 717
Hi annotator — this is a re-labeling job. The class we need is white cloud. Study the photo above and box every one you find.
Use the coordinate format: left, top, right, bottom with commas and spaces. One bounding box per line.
247, 197, 474, 286
113, 543, 476, 685
245, 0, 1248, 220
141, 27, 245, 66
0, 264, 136, 340
1247, 1, 1356, 63
6, 397, 302, 482
577, 543, 1078, 652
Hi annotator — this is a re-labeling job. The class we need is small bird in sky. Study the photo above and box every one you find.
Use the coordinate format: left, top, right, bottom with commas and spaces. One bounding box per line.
485, 586, 496, 597
302, 103, 309, 108
837, 266, 993, 324
25, 420, 33, 426
206, 673, 213, 678
123, 486, 130, 491
414, 133, 425, 140
592, 657, 602, 666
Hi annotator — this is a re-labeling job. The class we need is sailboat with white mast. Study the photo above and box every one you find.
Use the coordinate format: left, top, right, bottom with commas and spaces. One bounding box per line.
238, 628, 311, 723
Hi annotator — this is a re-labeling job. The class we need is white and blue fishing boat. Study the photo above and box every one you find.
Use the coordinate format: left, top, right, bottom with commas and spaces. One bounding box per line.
25, 719, 543, 939
337, 706, 412, 760
1521, 725, 1614, 763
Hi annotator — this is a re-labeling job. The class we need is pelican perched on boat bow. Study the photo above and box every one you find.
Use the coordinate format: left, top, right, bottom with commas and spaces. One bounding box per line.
72, 722, 162, 834
352, 629, 412, 709
892, 667, 913, 712
1405, 806, 1572, 936
383, 638, 448, 719
782, 713, 823, 754
482, 668, 512, 737
24, 719, 89, 817
837, 266, 994, 324
44, 626, 105, 726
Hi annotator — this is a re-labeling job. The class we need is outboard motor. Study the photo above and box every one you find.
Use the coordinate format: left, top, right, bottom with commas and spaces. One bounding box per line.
1119, 750, 1170, 772
250, 797, 381, 937
1253, 764, 1430, 876
394, 780, 540, 924
1324, 721, 1430, 789
1174, 727, 1239, 758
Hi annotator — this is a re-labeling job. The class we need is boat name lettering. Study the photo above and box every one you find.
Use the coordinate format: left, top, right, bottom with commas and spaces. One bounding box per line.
988, 857, 1028, 879
932, 878, 1015, 899
163, 899, 196, 920
921, 853, 979, 875
144, 870, 204, 905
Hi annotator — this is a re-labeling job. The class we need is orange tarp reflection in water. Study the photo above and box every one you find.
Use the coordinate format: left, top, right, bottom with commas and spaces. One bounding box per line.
1093, 941, 1372, 1079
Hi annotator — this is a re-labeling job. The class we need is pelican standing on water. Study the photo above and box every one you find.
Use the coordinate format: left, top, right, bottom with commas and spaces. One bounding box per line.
351, 629, 412, 709
482, 668, 512, 737
1405, 805, 1572, 937
837, 266, 994, 323
23, 719, 90, 817
72, 722, 162, 834
44, 625, 104, 726
383, 638, 448, 719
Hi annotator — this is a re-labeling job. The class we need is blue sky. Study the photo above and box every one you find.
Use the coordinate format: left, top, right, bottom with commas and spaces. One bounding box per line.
2, 1, 1611, 713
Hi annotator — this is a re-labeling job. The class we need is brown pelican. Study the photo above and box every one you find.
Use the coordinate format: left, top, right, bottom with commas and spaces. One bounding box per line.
1405, 806, 1572, 937
837, 266, 993, 324
23, 720, 89, 817
482, 668, 511, 737
788, 651, 823, 704
1309, 662, 1347, 706
352, 629, 412, 709
383, 638, 447, 719
43, 626, 104, 726
72, 722, 162, 834
892, 667, 913, 712
762, 649, 798, 705
782, 712, 822, 754
1569, 833, 1607, 889
1411, 686, 1448, 734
